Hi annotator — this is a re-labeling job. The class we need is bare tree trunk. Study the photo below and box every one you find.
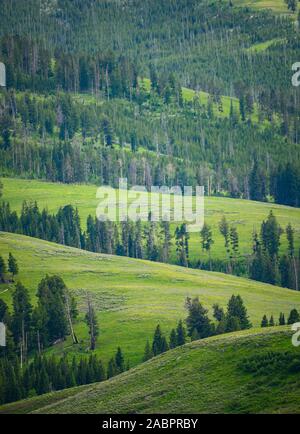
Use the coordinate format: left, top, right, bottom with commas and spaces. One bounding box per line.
65, 291, 78, 344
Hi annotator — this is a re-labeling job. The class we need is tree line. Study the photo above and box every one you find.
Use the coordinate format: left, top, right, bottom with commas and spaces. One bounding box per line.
0, 347, 127, 406
143, 294, 252, 362
1, 201, 299, 290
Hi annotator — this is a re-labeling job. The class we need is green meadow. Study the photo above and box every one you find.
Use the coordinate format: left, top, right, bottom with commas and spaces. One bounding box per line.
1, 327, 299, 414
2, 177, 300, 263
235, 0, 299, 15
0, 232, 299, 366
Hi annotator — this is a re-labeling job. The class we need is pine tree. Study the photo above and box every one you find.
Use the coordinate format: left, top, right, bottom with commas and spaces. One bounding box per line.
8, 253, 18, 278
226, 316, 241, 332
169, 329, 177, 349
115, 347, 125, 373
107, 358, 117, 379
176, 320, 186, 346
279, 312, 285, 325
219, 216, 231, 273
12, 282, 33, 364
269, 315, 275, 327
200, 223, 214, 270
143, 340, 153, 362
261, 211, 282, 258
227, 295, 251, 329
152, 325, 164, 356
161, 336, 169, 353
0, 255, 7, 282
288, 309, 300, 325
261, 315, 268, 327
185, 297, 213, 339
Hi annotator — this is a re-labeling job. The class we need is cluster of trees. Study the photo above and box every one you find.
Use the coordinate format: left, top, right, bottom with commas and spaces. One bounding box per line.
0, 1, 300, 205
0, 201, 174, 263
261, 309, 300, 328
143, 294, 251, 362
0, 346, 127, 406
143, 320, 187, 361
185, 295, 251, 340
0, 82, 299, 205
0, 35, 139, 97
1, 201, 299, 289
0, 275, 78, 364
250, 212, 300, 290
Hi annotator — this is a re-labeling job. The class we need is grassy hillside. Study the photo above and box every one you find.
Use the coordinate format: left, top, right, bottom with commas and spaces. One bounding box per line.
1, 327, 299, 414
0, 231, 299, 366
2, 177, 300, 263
235, 0, 299, 15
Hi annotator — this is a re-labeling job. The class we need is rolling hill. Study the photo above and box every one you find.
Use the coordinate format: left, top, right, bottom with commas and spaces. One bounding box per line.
2, 177, 300, 263
0, 231, 299, 366
0, 327, 299, 414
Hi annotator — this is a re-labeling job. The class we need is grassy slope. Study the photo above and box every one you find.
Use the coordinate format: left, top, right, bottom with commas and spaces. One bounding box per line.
0, 232, 299, 366
1, 327, 299, 414
2, 177, 300, 262
235, 0, 299, 15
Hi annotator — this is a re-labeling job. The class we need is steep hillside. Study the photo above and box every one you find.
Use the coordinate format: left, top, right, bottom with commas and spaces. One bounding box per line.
1, 327, 299, 414
0, 232, 299, 365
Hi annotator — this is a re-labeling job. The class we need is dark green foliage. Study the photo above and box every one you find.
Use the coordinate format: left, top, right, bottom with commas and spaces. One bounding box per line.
279, 312, 286, 326
107, 358, 118, 379
169, 329, 177, 349
115, 347, 125, 374
8, 253, 18, 277
239, 352, 300, 377
36, 275, 76, 344
175, 224, 189, 267
152, 325, 167, 356
143, 340, 153, 362
0, 255, 6, 282
176, 320, 186, 347
261, 315, 269, 328
0, 353, 107, 405
288, 309, 300, 325
227, 295, 251, 330
185, 297, 213, 339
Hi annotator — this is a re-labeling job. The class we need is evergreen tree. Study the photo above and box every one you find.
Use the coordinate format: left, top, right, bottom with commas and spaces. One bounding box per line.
85, 295, 99, 351
176, 320, 186, 346
143, 340, 153, 362
200, 223, 214, 270
8, 253, 18, 278
0, 256, 7, 282
288, 309, 300, 325
185, 297, 213, 339
115, 347, 125, 373
152, 325, 165, 356
227, 295, 251, 329
261, 315, 269, 327
279, 312, 286, 326
12, 282, 33, 363
226, 316, 241, 332
169, 329, 177, 349
269, 315, 275, 327
107, 358, 117, 379
261, 211, 282, 258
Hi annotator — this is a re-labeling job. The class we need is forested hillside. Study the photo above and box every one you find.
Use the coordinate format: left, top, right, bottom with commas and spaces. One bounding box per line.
0, 0, 300, 201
